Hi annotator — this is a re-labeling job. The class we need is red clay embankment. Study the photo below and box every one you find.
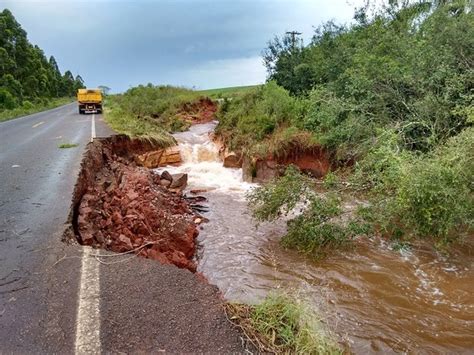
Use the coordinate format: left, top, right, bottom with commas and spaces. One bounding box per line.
65, 135, 198, 271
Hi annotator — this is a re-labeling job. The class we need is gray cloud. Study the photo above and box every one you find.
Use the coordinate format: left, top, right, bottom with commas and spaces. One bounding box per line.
3, 0, 365, 92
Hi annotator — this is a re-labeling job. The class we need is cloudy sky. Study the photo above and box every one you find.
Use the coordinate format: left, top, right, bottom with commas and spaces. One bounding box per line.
3, 0, 367, 92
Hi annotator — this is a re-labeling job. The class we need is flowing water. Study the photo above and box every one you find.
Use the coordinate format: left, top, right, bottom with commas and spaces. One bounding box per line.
158, 122, 474, 354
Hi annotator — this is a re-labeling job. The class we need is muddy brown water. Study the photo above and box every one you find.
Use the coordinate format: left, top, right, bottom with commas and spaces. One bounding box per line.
158, 122, 474, 354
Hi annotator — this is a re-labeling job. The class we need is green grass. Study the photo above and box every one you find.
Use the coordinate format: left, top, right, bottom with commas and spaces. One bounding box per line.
198, 85, 261, 99
225, 294, 342, 354
0, 97, 74, 122
104, 105, 176, 147
58, 143, 79, 149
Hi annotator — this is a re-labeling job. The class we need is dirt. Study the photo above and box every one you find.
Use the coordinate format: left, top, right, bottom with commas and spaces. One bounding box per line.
178, 97, 218, 124
66, 135, 199, 271
240, 146, 331, 183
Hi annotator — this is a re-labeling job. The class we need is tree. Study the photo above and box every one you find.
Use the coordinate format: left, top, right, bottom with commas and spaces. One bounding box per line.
98, 85, 111, 95
0, 9, 85, 106
74, 74, 85, 92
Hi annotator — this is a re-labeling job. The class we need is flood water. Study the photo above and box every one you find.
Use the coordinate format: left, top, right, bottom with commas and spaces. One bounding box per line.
158, 122, 474, 354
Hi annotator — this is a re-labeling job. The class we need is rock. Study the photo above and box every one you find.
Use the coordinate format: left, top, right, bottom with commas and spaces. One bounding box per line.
161, 170, 173, 182
170, 173, 188, 189
254, 159, 279, 183
159, 146, 181, 166
135, 150, 164, 169
190, 189, 208, 195
242, 156, 256, 182
135, 146, 181, 168
160, 179, 171, 188
194, 218, 202, 224
118, 234, 133, 250
222, 149, 242, 168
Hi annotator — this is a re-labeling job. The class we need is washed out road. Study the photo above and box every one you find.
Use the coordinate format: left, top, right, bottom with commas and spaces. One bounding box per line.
0, 104, 247, 353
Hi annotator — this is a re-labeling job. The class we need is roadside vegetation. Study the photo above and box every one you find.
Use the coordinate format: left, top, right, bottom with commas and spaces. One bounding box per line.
225, 293, 341, 354
218, 0, 473, 254
58, 142, 79, 149
0, 97, 74, 122
105, 84, 217, 146
0, 10, 85, 121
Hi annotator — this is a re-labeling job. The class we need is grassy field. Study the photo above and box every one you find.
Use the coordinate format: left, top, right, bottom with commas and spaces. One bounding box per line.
0, 97, 74, 122
198, 85, 261, 98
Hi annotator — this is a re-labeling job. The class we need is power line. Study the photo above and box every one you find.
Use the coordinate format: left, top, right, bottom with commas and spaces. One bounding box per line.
286, 31, 302, 50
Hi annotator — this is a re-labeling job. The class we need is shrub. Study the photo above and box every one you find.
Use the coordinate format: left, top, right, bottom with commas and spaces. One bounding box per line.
22, 100, 34, 110
246, 165, 310, 222
282, 195, 362, 258
247, 166, 365, 258
356, 127, 474, 244
0, 88, 17, 110
388, 127, 474, 242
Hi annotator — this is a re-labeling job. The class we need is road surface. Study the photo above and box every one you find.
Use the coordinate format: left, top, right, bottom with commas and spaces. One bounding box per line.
0, 104, 248, 353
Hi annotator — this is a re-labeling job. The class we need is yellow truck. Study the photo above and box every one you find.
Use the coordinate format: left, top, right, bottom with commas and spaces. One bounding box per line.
77, 88, 102, 114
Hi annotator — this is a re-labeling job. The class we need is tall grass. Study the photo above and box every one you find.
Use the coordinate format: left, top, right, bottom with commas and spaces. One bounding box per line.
225, 294, 342, 354
104, 84, 208, 146
0, 97, 74, 122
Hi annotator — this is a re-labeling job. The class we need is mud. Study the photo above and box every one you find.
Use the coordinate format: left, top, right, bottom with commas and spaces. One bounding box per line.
65, 135, 199, 271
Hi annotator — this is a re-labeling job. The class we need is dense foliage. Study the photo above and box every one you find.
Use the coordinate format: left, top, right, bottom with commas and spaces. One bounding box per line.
228, 1, 473, 251
0, 9, 84, 112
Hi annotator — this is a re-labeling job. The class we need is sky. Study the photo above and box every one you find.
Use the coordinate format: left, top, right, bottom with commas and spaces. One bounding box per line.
3, 0, 367, 93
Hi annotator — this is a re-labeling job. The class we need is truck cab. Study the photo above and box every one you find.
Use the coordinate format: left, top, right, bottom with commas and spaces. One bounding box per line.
77, 88, 102, 114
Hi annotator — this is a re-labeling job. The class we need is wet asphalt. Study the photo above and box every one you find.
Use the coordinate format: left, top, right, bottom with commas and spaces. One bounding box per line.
0, 104, 249, 353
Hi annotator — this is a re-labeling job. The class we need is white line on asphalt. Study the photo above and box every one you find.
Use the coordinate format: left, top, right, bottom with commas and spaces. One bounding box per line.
75, 247, 101, 354
32, 121, 44, 128
91, 114, 96, 142
75, 114, 101, 354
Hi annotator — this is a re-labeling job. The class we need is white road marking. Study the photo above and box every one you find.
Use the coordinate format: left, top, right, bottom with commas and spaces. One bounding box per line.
32, 121, 44, 128
75, 114, 101, 354
91, 114, 96, 142
11, 164, 21, 168
75, 247, 101, 354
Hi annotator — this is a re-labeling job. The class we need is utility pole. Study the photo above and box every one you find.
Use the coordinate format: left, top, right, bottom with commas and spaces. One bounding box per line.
286, 31, 302, 51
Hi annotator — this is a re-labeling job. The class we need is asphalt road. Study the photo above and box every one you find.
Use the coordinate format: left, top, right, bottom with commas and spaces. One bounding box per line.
0, 104, 249, 353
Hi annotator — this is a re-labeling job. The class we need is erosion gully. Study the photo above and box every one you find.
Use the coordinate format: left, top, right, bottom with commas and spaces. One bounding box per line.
157, 122, 474, 354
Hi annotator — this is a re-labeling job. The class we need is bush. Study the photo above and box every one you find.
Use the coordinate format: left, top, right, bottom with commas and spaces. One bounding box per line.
282, 195, 356, 258
388, 127, 474, 242
355, 127, 474, 244
247, 166, 366, 258
0, 88, 17, 110
246, 165, 310, 222
22, 100, 34, 110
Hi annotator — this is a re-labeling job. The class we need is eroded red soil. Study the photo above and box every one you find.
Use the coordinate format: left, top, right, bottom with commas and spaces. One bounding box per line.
178, 98, 217, 124
67, 135, 199, 271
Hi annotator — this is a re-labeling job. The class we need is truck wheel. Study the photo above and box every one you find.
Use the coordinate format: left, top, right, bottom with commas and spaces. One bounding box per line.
78, 108, 82, 114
